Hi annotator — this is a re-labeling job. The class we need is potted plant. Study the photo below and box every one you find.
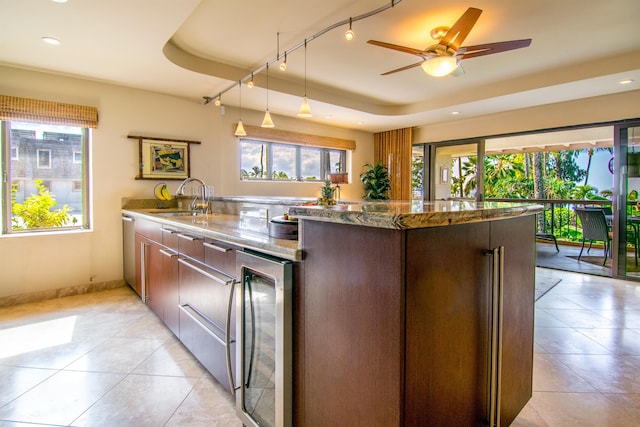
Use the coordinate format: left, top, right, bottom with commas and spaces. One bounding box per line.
360, 161, 391, 200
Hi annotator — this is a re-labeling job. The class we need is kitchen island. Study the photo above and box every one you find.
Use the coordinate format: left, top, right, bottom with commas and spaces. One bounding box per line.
289, 200, 541, 427
124, 198, 541, 427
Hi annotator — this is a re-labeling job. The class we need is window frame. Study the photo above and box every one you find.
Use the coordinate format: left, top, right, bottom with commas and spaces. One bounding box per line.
240, 138, 347, 182
1, 121, 91, 235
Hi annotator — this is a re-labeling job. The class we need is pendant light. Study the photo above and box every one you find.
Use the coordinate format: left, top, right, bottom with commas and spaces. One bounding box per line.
234, 80, 247, 136
261, 63, 275, 128
345, 17, 354, 41
298, 39, 312, 118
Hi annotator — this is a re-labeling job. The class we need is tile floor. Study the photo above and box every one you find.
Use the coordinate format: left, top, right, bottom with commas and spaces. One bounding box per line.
1, 268, 639, 426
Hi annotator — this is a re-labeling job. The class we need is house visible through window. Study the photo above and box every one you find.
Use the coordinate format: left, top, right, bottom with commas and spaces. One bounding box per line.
240, 139, 347, 181
2, 121, 89, 233
37, 149, 51, 168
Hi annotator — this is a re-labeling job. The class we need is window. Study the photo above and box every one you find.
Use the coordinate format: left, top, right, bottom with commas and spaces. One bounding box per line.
1, 95, 96, 234
2, 121, 90, 233
37, 149, 51, 168
240, 139, 347, 182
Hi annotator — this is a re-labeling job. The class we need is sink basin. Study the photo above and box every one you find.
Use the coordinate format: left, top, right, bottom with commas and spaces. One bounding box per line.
154, 211, 209, 218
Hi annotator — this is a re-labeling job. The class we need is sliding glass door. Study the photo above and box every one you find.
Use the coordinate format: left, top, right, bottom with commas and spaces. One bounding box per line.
412, 140, 484, 201
613, 122, 640, 279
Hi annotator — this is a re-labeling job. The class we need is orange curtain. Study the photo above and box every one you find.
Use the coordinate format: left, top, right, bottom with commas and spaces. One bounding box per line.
374, 127, 412, 201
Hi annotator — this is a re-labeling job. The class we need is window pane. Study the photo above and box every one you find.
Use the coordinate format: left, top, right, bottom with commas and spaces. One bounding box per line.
240, 140, 268, 179
300, 147, 321, 181
271, 144, 296, 180
328, 150, 345, 174
6, 121, 85, 231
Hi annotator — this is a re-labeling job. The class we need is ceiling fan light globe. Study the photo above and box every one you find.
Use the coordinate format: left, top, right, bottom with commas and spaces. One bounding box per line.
421, 56, 459, 77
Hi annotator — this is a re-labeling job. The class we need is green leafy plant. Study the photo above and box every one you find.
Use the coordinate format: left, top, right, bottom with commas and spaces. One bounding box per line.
11, 180, 71, 229
360, 161, 391, 200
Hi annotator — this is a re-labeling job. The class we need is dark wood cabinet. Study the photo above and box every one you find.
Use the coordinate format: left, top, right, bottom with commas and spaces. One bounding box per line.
178, 256, 236, 393
296, 215, 535, 427
134, 218, 238, 393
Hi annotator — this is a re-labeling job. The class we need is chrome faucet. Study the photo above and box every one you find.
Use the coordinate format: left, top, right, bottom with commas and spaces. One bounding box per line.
176, 177, 210, 214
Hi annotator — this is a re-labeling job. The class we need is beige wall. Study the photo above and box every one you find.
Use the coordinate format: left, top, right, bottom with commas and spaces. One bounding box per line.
0, 65, 373, 299
414, 90, 640, 143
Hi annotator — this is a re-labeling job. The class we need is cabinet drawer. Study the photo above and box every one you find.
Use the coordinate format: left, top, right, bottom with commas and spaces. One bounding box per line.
161, 226, 180, 249
177, 232, 204, 262
204, 238, 239, 278
179, 305, 235, 393
178, 257, 235, 333
135, 217, 162, 242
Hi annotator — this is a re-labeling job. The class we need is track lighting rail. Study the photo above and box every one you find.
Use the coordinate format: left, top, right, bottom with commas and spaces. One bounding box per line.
203, 0, 403, 105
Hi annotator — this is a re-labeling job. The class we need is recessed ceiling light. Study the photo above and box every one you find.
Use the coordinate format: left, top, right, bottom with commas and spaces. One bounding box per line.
620, 79, 634, 85
324, 115, 332, 119
52, 0, 68, 3
451, 111, 460, 115
41, 37, 61, 45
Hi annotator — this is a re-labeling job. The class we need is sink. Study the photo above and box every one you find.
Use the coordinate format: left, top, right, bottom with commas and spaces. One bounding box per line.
154, 211, 210, 218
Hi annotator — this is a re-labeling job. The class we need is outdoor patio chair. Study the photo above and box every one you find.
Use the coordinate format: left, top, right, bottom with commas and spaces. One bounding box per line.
575, 207, 611, 266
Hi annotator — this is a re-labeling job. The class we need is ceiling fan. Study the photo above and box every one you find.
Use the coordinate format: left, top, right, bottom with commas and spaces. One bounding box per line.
367, 7, 531, 77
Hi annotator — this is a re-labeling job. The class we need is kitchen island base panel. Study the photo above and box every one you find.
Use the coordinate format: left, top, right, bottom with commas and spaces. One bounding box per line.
298, 216, 535, 427
298, 221, 404, 427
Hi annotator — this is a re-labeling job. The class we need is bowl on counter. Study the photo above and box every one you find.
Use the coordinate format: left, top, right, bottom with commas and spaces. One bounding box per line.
269, 216, 298, 240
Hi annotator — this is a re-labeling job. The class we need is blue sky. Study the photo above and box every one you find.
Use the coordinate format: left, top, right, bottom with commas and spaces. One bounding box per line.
575, 150, 614, 195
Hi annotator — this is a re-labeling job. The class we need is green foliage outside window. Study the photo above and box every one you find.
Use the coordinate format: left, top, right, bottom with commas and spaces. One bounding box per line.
11, 179, 72, 229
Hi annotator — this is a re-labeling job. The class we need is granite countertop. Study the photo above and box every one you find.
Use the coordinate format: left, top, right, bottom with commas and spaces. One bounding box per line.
288, 200, 544, 230
122, 208, 302, 261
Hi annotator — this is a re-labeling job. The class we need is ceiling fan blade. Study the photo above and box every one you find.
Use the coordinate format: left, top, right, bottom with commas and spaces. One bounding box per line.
458, 39, 532, 60
367, 40, 427, 56
381, 61, 424, 76
438, 7, 482, 52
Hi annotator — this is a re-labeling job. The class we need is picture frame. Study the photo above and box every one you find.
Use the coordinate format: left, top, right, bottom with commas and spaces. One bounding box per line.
128, 135, 200, 180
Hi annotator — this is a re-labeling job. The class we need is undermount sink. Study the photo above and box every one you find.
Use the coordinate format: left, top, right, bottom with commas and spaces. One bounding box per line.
154, 211, 210, 218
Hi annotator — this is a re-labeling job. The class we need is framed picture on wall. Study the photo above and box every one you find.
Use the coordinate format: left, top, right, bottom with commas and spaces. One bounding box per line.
129, 135, 200, 180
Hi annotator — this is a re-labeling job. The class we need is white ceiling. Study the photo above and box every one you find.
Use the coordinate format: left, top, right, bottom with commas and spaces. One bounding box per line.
1, 0, 639, 134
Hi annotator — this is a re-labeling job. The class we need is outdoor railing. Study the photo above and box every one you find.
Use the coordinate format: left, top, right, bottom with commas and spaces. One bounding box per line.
487, 198, 614, 243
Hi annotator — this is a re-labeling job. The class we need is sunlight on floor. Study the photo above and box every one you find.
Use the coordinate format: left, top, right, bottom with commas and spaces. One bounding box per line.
0, 315, 76, 358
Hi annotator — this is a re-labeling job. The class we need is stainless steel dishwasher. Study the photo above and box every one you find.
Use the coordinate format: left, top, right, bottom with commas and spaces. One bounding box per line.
122, 214, 136, 288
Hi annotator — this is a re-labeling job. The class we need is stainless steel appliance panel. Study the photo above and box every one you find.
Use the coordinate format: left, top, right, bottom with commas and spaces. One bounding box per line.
236, 250, 292, 427
122, 215, 135, 287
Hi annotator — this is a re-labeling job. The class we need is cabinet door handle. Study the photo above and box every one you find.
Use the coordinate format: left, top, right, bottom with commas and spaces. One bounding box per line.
159, 249, 178, 258
178, 258, 233, 286
487, 246, 505, 427
204, 241, 231, 253
225, 280, 238, 395
140, 241, 149, 303
177, 233, 202, 241
122, 216, 134, 222
161, 228, 178, 235
178, 304, 225, 346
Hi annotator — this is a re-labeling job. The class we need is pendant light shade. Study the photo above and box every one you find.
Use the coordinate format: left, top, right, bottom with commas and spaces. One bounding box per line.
235, 120, 247, 136
261, 63, 275, 128
261, 110, 275, 128
234, 80, 247, 136
298, 39, 312, 118
298, 97, 312, 117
